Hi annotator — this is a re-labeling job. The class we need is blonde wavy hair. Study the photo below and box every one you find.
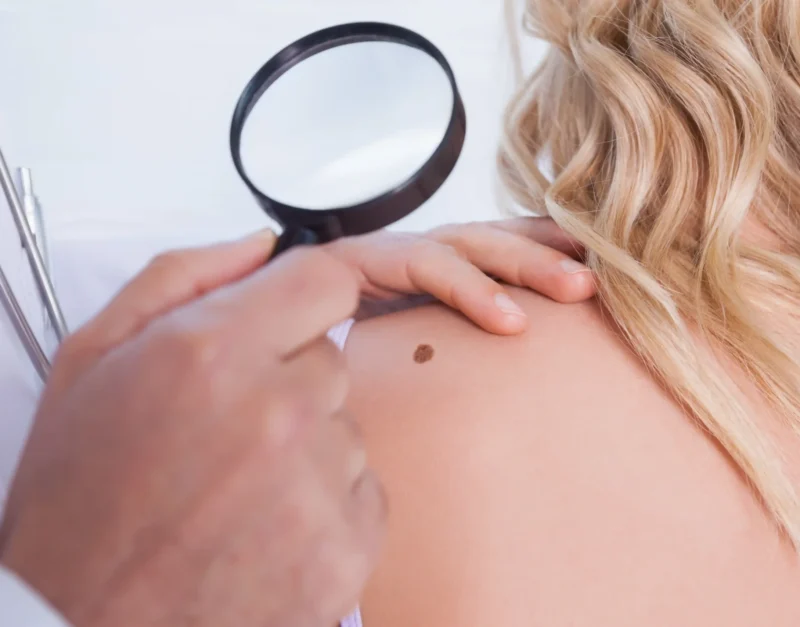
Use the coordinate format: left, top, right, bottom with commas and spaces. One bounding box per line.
499, 0, 800, 546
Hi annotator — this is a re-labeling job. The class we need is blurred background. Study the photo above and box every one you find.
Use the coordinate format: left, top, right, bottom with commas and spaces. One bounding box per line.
0, 0, 549, 328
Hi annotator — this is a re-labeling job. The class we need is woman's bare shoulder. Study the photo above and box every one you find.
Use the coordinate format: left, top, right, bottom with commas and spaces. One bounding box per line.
345, 286, 656, 435
344, 287, 799, 627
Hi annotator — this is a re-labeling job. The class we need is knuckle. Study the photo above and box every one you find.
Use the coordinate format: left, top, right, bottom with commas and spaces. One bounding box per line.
323, 256, 360, 297
429, 222, 477, 242
317, 337, 348, 374
288, 248, 360, 306
53, 331, 89, 366
155, 321, 222, 376
337, 551, 373, 599
273, 490, 371, 620
439, 241, 465, 260
262, 344, 349, 446
257, 388, 309, 450
288, 246, 343, 274
49, 333, 96, 384
449, 220, 480, 238
313, 542, 373, 616
287, 474, 385, 620
354, 470, 388, 527
322, 353, 349, 408
306, 555, 368, 622
410, 241, 461, 272
314, 354, 348, 405
285, 245, 329, 271
147, 322, 232, 414
427, 227, 474, 257
335, 411, 364, 452
146, 250, 192, 283
331, 414, 366, 483
412, 236, 438, 253
407, 237, 441, 261
456, 222, 488, 248
330, 370, 350, 415
426, 224, 454, 241
458, 220, 484, 238
296, 336, 347, 379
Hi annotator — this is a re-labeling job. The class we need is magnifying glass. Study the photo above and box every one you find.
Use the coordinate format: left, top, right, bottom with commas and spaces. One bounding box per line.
230, 22, 466, 257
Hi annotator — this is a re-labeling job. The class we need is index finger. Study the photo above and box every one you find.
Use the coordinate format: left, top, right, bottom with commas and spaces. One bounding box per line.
489, 216, 586, 258
77, 229, 278, 351
51, 230, 278, 389
196, 246, 360, 358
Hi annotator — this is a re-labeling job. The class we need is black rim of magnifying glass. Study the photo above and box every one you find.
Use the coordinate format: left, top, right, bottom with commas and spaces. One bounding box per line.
229, 22, 467, 248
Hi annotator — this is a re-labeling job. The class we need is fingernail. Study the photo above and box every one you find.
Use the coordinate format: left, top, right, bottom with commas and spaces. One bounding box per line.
495, 293, 526, 317
559, 259, 591, 274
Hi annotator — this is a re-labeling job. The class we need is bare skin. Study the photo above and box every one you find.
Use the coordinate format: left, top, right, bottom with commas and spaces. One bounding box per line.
345, 286, 800, 626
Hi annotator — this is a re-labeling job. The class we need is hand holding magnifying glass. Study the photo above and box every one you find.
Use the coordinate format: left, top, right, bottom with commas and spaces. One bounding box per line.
0, 218, 593, 627
229, 22, 594, 328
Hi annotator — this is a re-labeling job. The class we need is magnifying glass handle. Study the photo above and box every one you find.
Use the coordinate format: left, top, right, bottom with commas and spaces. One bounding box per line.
270, 226, 319, 259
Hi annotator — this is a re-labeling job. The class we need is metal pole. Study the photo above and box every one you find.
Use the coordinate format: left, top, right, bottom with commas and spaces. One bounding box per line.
0, 144, 68, 341
0, 263, 50, 382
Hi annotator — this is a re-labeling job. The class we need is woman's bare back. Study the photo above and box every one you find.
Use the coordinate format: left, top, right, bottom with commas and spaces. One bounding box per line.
345, 287, 800, 626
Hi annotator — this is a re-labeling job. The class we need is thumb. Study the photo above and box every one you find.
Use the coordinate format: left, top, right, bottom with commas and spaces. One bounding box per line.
55, 229, 277, 376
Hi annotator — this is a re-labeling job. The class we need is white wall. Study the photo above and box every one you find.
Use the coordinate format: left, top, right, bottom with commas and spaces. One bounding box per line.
0, 0, 549, 244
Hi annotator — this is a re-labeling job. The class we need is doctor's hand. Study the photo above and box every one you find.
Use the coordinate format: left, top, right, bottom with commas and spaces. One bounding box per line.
0, 231, 384, 627
324, 216, 596, 335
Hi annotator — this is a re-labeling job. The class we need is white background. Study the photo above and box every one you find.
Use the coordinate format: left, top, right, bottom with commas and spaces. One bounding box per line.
1, 0, 548, 243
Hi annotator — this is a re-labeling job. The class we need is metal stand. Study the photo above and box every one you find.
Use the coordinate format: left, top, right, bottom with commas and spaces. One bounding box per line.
0, 143, 69, 381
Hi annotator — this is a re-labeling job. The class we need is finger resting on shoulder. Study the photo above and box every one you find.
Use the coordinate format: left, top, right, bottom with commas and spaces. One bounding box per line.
489, 216, 585, 258
508, 238, 596, 303
431, 223, 594, 304
405, 246, 529, 335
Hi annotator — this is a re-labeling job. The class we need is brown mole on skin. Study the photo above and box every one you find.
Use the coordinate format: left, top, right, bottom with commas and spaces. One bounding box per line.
413, 344, 435, 364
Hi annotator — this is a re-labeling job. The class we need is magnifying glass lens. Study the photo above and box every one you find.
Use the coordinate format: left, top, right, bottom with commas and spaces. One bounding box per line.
239, 41, 454, 211
230, 22, 466, 254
